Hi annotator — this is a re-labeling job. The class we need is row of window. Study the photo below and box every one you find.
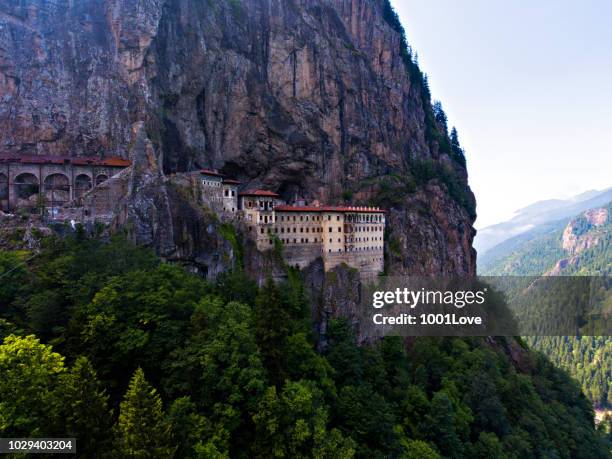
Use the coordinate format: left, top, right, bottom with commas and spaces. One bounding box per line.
350, 226, 383, 232
274, 214, 384, 223
346, 236, 383, 243
244, 206, 384, 222
259, 225, 384, 235
279, 214, 324, 222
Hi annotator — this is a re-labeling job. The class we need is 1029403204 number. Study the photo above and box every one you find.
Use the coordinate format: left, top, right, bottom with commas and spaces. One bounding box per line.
0, 438, 76, 454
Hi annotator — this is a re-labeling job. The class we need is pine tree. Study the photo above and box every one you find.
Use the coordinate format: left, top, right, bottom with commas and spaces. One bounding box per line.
433, 101, 448, 132
450, 127, 460, 151
254, 277, 292, 384
63, 357, 114, 457
450, 127, 466, 166
116, 368, 176, 458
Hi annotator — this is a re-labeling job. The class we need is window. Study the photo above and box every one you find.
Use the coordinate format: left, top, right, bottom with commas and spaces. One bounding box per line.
338, 227, 341, 232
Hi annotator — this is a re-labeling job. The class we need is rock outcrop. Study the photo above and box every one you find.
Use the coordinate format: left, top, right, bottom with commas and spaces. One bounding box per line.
0, 0, 476, 277
548, 204, 610, 275
562, 206, 609, 254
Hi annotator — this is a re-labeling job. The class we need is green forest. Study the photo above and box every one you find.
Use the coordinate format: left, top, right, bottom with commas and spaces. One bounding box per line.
528, 336, 611, 407
481, 202, 611, 410
0, 233, 609, 458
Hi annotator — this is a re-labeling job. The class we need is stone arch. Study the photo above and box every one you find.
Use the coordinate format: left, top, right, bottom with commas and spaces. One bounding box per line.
74, 174, 92, 198
96, 174, 108, 186
14, 173, 40, 203
43, 173, 70, 208
0, 173, 7, 201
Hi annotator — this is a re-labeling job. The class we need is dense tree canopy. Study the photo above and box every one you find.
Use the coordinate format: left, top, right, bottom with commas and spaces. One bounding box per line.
0, 234, 609, 457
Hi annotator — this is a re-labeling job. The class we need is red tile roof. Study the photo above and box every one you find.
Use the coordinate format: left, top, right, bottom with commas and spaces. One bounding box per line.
273, 205, 319, 212
97, 157, 131, 167
200, 169, 224, 177
71, 158, 98, 165
323, 206, 386, 213
222, 178, 241, 185
274, 205, 385, 213
0, 155, 131, 167
239, 189, 280, 197
15, 155, 69, 165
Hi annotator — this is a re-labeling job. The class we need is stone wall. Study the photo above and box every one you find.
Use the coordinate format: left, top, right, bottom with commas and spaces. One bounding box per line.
0, 161, 125, 213
324, 249, 384, 281
282, 243, 324, 270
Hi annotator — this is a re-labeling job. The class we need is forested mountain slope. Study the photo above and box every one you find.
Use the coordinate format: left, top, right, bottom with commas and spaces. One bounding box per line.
0, 235, 609, 457
1, 0, 610, 456
481, 201, 611, 409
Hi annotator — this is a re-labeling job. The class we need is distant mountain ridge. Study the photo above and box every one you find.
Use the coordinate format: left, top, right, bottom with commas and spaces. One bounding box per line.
476, 187, 612, 268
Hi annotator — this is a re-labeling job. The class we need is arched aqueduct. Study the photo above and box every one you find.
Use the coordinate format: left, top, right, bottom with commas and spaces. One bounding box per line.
0, 155, 130, 214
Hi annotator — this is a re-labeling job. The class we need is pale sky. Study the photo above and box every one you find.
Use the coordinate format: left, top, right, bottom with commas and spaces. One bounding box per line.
392, 0, 612, 228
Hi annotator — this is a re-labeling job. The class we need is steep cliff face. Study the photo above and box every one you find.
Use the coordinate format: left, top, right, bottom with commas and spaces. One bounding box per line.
562, 206, 609, 254
0, 0, 476, 276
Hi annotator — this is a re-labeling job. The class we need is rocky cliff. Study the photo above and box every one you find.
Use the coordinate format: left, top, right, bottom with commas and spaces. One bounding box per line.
548, 202, 611, 275
0, 0, 476, 277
